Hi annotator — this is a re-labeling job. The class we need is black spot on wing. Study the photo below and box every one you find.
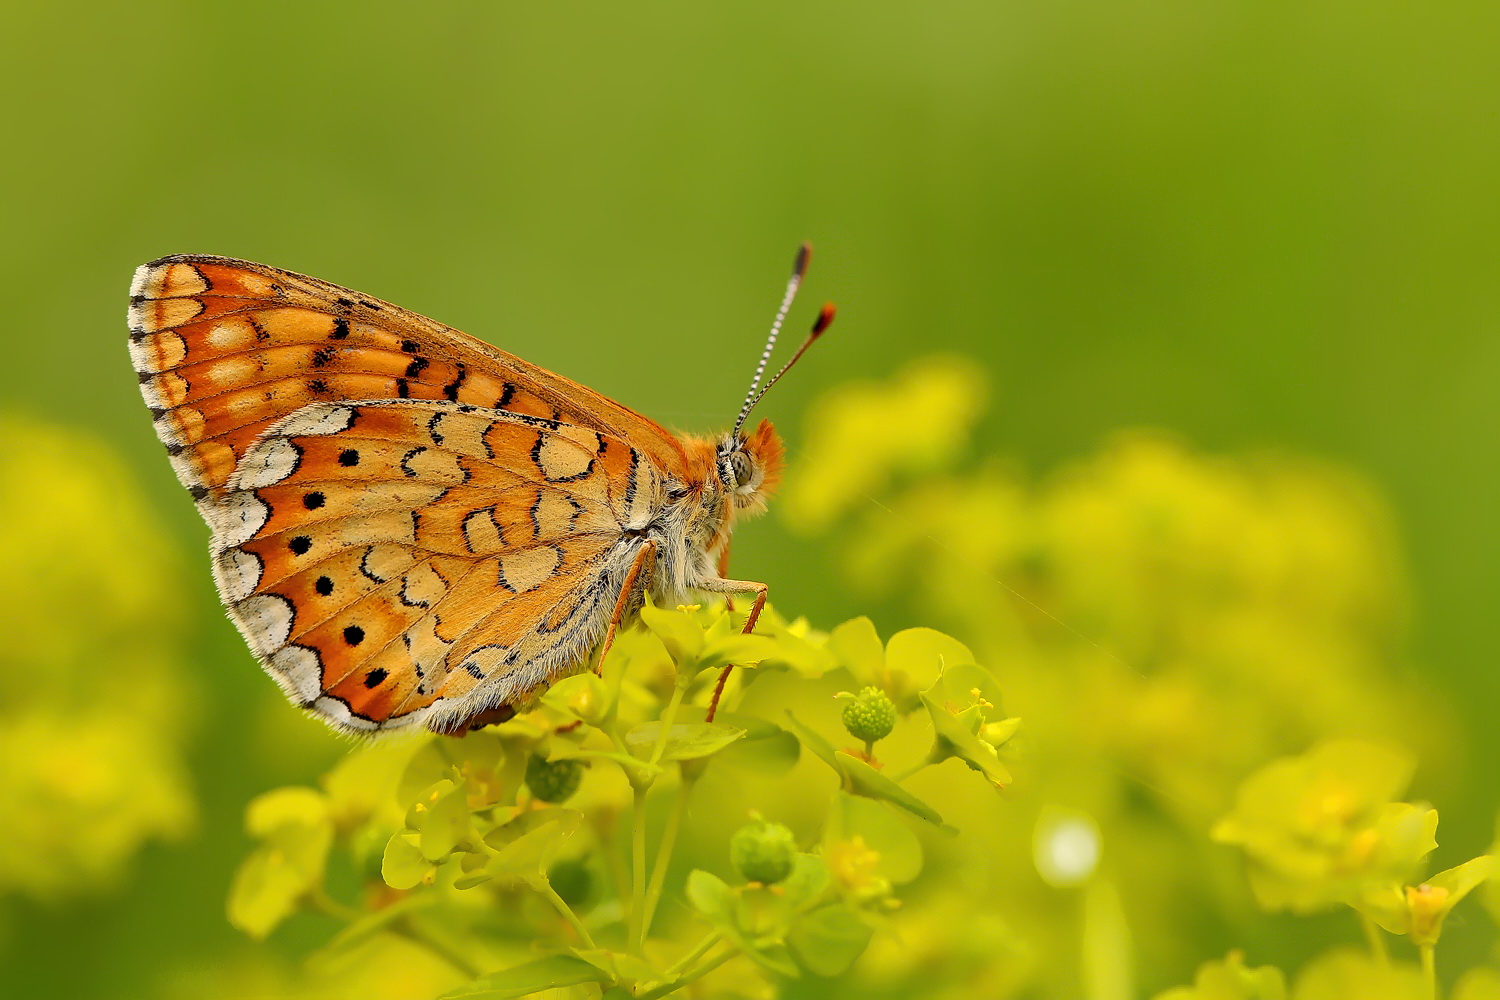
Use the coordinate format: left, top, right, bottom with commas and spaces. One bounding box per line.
444, 363, 467, 401
400, 447, 425, 478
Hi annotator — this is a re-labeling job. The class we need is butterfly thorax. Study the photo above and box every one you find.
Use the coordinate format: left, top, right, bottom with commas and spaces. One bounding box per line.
647, 419, 783, 603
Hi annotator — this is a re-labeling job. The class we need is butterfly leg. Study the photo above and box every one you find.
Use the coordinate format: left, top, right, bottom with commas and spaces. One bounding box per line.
592, 540, 658, 676
696, 577, 768, 722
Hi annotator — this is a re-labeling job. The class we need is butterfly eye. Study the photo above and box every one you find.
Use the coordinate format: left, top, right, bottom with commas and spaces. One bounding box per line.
729, 451, 755, 490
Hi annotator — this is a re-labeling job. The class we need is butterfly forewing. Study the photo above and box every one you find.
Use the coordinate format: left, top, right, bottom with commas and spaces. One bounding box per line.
129, 255, 690, 506
129, 256, 679, 733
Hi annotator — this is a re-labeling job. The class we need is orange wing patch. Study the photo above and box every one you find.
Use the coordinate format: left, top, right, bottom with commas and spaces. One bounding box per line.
209, 398, 661, 733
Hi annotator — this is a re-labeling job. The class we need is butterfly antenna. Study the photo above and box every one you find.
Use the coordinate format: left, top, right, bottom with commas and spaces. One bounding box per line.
739, 303, 836, 426
733, 243, 833, 436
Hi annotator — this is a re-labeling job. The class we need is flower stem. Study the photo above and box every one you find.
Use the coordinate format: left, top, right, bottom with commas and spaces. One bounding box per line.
663, 931, 722, 980
887, 759, 929, 783
642, 770, 691, 936
1359, 911, 1390, 968
308, 886, 363, 923
1420, 943, 1437, 1000
392, 915, 483, 979
638, 944, 737, 1000
628, 782, 649, 955
650, 685, 687, 766
534, 876, 598, 950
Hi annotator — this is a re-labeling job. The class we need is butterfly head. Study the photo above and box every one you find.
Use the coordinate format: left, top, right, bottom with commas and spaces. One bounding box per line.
716, 418, 784, 516
709, 242, 833, 522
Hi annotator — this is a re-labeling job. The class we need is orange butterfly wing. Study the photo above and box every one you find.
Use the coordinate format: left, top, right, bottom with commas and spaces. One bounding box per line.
128, 256, 682, 733
129, 255, 690, 504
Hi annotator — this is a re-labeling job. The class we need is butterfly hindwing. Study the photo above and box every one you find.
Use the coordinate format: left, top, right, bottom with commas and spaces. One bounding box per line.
210, 398, 662, 733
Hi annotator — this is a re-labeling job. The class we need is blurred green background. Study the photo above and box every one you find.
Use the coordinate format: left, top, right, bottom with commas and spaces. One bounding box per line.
3, 2, 1498, 997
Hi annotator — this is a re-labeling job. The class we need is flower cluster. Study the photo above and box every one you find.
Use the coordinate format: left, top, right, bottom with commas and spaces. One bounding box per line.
226, 602, 1016, 998
1160, 740, 1494, 998
774, 358, 1479, 997
0, 417, 195, 899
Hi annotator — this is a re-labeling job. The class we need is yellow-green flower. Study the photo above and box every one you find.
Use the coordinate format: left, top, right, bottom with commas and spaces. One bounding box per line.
0, 417, 195, 899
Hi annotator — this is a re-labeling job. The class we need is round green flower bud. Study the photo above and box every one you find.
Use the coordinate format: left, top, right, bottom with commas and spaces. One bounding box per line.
842, 686, 896, 743
525, 754, 585, 803
730, 817, 797, 884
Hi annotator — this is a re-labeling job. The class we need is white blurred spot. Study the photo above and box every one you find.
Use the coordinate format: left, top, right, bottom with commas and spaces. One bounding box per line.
1033, 807, 1100, 887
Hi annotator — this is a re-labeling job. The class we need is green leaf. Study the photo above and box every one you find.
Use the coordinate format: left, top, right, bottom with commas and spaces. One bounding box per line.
412, 779, 471, 862
568, 948, 663, 986
929, 661, 1005, 716
712, 712, 802, 774
624, 721, 747, 762
685, 869, 734, 922
885, 628, 974, 700
245, 787, 328, 835
541, 671, 612, 726
827, 617, 885, 685
227, 843, 316, 939
838, 753, 948, 827
397, 739, 459, 806
437, 955, 608, 999
788, 904, 873, 976
479, 808, 583, 880
639, 598, 705, 666
781, 710, 841, 769
920, 690, 1014, 787
228, 787, 335, 939
758, 618, 840, 676
381, 831, 432, 891
741, 941, 801, 978
701, 632, 781, 670
784, 712, 947, 827
1426, 853, 1494, 900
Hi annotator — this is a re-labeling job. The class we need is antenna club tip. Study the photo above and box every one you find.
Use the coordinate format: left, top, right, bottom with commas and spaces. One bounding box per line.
792, 242, 812, 280
811, 302, 836, 337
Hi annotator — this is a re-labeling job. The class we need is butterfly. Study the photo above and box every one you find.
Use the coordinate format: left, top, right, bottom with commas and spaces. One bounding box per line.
128, 248, 833, 735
